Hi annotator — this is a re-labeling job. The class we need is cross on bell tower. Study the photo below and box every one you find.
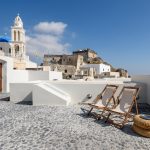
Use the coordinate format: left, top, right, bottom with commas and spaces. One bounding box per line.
11, 14, 26, 58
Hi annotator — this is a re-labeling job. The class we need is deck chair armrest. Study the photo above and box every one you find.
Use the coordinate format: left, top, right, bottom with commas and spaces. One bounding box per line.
112, 96, 116, 105
116, 96, 120, 104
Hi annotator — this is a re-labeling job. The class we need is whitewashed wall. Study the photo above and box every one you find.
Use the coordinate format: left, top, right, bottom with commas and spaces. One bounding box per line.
81, 64, 110, 75
11, 70, 29, 83
110, 72, 120, 78
99, 64, 110, 73
10, 70, 62, 83
10, 81, 42, 102
132, 75, 150, 105
33, 82, 71, 106
10, 80, 146, 105
0, 56, 14, 92
49, 81, 143, 104
48, 71, 62, 80
28, 71, 49, 81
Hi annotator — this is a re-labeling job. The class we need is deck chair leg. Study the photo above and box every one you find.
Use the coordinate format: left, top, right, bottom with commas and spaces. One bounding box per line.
105, 112, 111, 123
135, 100, 139, 114
97, 109, 105, 120
120, 114, 129, 128
87, 107, 93, 116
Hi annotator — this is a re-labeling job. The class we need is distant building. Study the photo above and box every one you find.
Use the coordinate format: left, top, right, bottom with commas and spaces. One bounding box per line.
73, 48, 97, 62
43, 53, 84, 78
80, 64, 111, 77
43, 47, 129, 79
116, 68, 128, 78
43, 49, 111, 78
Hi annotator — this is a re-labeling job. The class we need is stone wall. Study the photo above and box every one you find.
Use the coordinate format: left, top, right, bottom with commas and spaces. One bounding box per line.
49, 64, 76, 78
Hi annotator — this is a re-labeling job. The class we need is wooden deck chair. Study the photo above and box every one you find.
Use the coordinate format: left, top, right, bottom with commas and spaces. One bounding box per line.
86, 84, 118, 116
104, 86, 140, 129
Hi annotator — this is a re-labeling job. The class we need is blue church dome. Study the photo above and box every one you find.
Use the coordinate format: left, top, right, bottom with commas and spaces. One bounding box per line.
0, 36, 11, 43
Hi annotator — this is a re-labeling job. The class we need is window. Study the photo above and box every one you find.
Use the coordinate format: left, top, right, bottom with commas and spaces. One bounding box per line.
14, 31, 16, 41
15, 45, 19, 54
18, 31, 20, 41
84, 70, 88, 75
64, 69, 67, 73
9, 48, 11, 53
0, 47, 2, 50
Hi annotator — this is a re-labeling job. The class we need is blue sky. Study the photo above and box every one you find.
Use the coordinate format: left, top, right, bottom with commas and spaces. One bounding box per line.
0, 0, 150, 75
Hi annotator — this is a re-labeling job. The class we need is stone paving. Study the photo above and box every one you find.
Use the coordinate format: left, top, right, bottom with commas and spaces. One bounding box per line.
0, 101, 150, 150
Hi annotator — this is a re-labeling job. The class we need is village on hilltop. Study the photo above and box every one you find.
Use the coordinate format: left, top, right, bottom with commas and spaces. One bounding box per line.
43, 48, 128, 79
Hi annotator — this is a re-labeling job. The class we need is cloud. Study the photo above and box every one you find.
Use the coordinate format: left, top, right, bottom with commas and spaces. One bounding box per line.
26, 21, 71, 64
33, 21, 67, 35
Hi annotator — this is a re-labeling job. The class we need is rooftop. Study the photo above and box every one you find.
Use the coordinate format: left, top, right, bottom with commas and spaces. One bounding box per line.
73, 48, 97, 54
0, 101, 149, 150
0, 36, 11, 43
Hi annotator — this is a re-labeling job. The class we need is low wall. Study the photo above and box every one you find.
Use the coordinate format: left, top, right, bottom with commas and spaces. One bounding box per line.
28, 71, 49, 81
10, 81, 42, 103
49, 71, 62, 80
10, 79, 147, 105
132, 75, 150, 105
49, 80, 144, 104
11, 70, 29, 83
10, 70, 62, 83
33, 82, 71, 106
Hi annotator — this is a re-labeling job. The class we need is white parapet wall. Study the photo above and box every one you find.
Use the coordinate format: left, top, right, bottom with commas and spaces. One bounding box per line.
132, 75, 150, 105
33, 82, 71, 106
47, 80, 145, 105
7, 70, 62, 93
11, 70, 29, 83
11, 70, 62, 82
10, 79, 146, 105
48, 71, 62, 80
10, 81, 42, 103
28, 71, 49, 81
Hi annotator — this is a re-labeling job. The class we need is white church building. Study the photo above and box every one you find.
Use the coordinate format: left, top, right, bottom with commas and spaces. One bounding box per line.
0, 14, 37, 70
0, 15, 62, 93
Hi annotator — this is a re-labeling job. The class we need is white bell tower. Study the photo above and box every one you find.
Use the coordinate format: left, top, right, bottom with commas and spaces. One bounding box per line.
11, 14, 26, 58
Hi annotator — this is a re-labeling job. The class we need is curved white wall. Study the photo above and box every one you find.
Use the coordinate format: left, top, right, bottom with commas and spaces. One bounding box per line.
132, 75, 150, 105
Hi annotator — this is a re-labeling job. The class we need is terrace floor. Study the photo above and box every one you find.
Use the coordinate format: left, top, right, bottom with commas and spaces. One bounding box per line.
0, 101, 150, 150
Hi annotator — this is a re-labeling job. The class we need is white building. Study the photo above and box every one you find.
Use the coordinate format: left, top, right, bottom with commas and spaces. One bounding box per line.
80, 63, 111, 77
0, 14, 37, 69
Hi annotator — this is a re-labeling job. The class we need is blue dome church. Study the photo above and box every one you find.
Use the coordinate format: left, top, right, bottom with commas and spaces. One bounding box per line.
0, 14, 37, 70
